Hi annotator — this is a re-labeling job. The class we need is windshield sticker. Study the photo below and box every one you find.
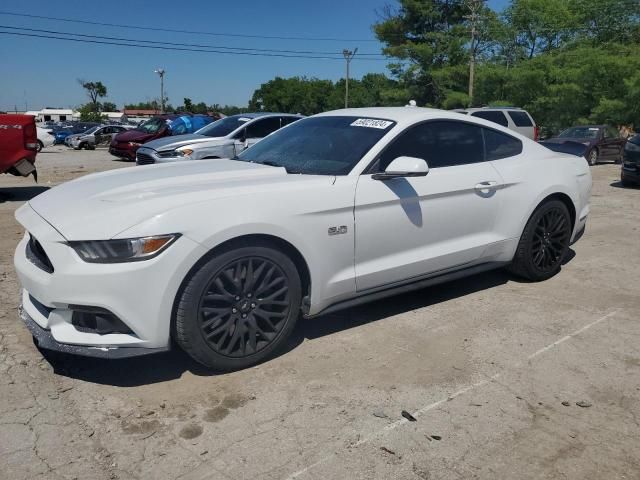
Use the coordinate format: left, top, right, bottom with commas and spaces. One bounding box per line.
588, 128, 599, 131
350, 118, 393, 129
238, 117, 251, 122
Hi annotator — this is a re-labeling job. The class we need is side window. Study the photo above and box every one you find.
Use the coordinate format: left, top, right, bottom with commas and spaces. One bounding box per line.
245, 117, 282, 138
471, 111, 509, 127
377, 121, 485, 171
507, 111, 534, 127
281, 116, 300, 127
605, 126, 618, 139
483, 128, 523, 160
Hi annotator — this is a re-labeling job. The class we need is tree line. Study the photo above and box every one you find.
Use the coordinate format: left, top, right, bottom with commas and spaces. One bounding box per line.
76, 0, 640, 133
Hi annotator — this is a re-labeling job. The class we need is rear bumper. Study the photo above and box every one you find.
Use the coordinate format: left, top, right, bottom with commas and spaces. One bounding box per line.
19, 303, 169, 359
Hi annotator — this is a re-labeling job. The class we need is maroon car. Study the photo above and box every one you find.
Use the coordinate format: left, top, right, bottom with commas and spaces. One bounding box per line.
544, 125, 626, 166
0, 114, 38, 179
109, 115, 178, 161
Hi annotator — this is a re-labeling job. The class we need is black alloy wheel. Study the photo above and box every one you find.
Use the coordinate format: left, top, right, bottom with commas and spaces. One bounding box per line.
174, 245, 301, 370
509, 200, 572, 281
530, 207, 571, 272
197, 257, 291, 358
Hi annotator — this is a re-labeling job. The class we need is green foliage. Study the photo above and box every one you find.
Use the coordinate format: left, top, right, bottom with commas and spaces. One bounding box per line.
78, 80, 107, 107
371, 0, 640, 132
77, 103, 107, 122
101, 102, 117, 112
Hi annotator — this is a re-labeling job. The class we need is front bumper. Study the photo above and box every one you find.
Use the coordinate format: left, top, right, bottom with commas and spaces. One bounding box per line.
136, 147, 191, 165
621, 154, 640, 184
109, 144, 137, 160
19, 302, 169, 358
14, 204, 208, 354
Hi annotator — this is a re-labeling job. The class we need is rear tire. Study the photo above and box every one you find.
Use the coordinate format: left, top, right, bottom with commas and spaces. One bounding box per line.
508, 200, 572, 282
36, 140, 43, 153
587, 149, 598, 166
174, 245, 301, 371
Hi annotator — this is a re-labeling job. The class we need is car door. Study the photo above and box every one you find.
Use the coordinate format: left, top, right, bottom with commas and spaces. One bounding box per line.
93, 127, 106, 146
602, 126, 623, 160
354, 120, 505, 291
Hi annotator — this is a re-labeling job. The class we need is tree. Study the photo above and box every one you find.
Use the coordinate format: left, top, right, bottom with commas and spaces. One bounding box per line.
78, 80, 107, 109
102, 101, 117, 112
77, 103, 106, 122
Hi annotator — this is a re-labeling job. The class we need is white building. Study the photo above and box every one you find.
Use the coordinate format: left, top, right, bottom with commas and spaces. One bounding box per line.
35, 108, 77, 122
103, 111, 128, 123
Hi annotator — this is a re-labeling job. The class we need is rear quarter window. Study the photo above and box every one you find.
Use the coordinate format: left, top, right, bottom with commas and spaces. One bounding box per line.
471, 111, 509, 127
483, 128, 523, 160
507, 111, 534, 127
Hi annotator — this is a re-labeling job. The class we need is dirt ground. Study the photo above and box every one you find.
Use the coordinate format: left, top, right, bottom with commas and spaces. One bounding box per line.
0, 146, 639, 480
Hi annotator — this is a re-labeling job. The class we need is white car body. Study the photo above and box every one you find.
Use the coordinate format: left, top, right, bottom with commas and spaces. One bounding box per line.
14, 107, 591, 362
136, 113, 303, 165
36, 127, 55, 149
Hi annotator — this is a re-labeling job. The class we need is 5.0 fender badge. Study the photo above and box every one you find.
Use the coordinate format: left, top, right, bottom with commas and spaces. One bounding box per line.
328, 226, 348, 236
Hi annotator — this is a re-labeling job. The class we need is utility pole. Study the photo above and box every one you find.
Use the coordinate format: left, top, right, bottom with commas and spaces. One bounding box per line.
465, 0, 483, 107
342, 48, 358, 108
154, 68, 165, 113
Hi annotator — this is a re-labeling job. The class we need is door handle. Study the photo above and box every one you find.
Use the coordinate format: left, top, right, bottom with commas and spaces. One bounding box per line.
475, 181, 499, 191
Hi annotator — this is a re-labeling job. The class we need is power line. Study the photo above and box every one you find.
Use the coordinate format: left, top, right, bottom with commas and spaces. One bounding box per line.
0, 24, 385, 57
0, 30, 390, 61
0, 10, 382, 43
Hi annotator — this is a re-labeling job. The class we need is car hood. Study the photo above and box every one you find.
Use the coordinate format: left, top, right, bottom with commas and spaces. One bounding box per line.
142, 134, 228, 152
113, 129, 157, 143
26, 160, 328, 240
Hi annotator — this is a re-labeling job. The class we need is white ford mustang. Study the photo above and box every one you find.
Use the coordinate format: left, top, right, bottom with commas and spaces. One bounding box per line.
14, 108, 592, 370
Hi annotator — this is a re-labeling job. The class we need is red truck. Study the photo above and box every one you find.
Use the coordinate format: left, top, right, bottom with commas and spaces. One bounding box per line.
0, 114, 38, 180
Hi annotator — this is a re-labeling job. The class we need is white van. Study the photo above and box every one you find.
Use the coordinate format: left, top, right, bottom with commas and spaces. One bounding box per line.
455, 107, 539, 140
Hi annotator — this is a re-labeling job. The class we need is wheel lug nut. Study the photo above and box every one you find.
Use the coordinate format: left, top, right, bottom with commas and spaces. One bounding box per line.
241, 313, 247, 318
235, 296, 240, 301
232, 308, 237, 313
247, 293, 252, 298
251, 303, 256, 308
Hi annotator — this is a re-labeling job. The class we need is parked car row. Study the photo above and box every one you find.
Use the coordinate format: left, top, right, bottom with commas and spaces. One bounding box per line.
108, 114, 216, 160
64, 124, 132, 150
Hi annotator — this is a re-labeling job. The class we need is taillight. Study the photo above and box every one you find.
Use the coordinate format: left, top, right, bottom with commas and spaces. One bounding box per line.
534, 126, 540, 141
24, 124, 37, 151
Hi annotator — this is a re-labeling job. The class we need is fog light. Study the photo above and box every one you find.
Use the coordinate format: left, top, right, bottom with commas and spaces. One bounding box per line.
70, 306, 133, 335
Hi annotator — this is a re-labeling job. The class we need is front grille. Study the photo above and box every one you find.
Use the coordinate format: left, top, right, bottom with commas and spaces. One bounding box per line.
26, 235, 54, 273
136, 152, 155, 165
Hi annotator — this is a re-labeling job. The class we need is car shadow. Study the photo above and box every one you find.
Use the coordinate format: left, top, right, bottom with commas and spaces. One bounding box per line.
40, 250, 577, 387
610, 181, 639, 190
39, 268, 511, 386
0, 186, 49, 203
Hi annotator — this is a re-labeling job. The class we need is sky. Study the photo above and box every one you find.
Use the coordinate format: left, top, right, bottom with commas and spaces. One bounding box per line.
0, 0, 509, 111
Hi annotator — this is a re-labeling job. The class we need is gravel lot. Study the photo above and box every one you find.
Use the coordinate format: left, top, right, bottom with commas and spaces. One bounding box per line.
1, 146, 639, 480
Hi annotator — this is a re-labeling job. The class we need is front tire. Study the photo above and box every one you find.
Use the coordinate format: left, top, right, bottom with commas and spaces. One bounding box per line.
508, 200, 572, 281
174, 245, 301, 370
36, 140, 43, 153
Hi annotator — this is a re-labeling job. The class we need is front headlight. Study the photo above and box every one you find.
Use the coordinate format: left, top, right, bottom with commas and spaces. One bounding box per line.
68, 234, 180, 263
176, 148, 194, 157
158, 148, 194, 158
128, 142, 142, 147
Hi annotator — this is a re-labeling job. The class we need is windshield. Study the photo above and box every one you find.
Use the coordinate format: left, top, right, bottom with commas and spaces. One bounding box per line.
558, 127, 600, 139
196, 115, 251, 138
82, 126, 100, 135
237, 116, 396, 175
136, 117, 167, 134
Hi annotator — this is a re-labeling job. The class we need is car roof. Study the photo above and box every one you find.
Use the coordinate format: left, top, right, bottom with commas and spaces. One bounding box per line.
316, 106, 501, 125
463, 107, 528, 112
229, 112, 303, 119
565, 125, 607, 129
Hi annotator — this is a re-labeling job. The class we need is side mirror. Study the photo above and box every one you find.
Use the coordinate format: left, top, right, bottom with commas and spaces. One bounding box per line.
372, 156, 429, 180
